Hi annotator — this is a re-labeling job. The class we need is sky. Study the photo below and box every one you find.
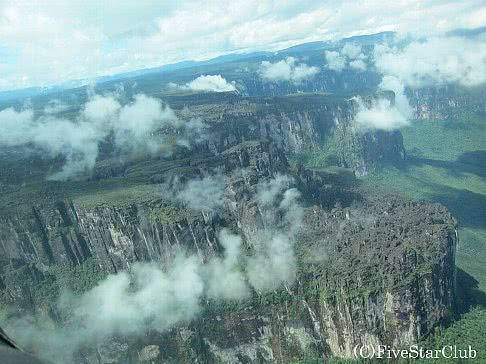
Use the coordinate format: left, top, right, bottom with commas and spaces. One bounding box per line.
0, 0, 485, 91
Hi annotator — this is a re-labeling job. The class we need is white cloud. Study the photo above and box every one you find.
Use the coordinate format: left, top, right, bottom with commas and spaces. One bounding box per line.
349, 59, 367, 70
206, 229, 250, 300
75, 255, 205, 338
116, 94, 180, 154
246, 175, 303, 291
259, 57, 319, 84
0, 107, 103, 180
324, 50, 346, 71
374, 35, 486, 88
184, 75, 236, 92
379, 75, 413, 118
353, 71, 413, 132
353, 96, 410, 131
161, 173, 227, 212
341, 43, 363, 59
33, 117, 102, 181
324, 43, 368, 71
362, 34, 486, 129
0, 94, 205, 180
292, 62, 320, 83
1, 0, 483, 90
81, 95, 121, 129
0, 108, 34, 146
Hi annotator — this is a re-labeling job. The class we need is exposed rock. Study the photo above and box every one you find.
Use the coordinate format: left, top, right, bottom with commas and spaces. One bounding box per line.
408, 87, 486, 120
0, 92, 455, 364
0, 170, 457, 363
162, 93, 406, 175
139, 345, 160, 362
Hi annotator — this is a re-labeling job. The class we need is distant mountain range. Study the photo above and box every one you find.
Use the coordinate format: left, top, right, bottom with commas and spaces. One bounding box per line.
0, 31, 395, 103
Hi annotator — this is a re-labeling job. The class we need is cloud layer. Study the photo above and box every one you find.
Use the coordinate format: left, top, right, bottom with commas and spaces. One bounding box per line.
0, 94, 208, 180
344, 33, 486, 130
373, 35, 486, 88
246, 175, 302, 291
160, 173, 227, 212
353, 97, 410, 131
2, 0, 484, 90
184, 75, 236, 92
324, 43, 368, 71
260, 57, 319, 84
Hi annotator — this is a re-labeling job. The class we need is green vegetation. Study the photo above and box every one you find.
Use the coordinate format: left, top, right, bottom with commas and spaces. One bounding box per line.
420, 307, 486, 362
289, 128, 341, 169
47, 257, 108, 296
0, 178, 158, 213
147, 203, 198, 224
364, 117, 486, 291
1, 258, 107, 308
290, 114, 486, 363
71, 179, 158, 208
361, 115, 486, 360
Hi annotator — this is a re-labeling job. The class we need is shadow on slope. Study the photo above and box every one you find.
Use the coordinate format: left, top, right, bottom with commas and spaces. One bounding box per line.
456, 268, 486, 315
407, 149, 486, 178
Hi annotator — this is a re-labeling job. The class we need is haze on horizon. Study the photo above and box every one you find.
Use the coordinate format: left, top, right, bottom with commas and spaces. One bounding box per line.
0, 0, 485, 92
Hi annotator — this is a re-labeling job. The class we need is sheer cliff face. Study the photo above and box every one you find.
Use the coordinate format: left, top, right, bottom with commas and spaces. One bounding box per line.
169, 93, 406, 175
300, 198, 457, 358
407, 87, 486, 120
0, 169, 457, 363
234, 70, 381, 97
0, 93, 454, 364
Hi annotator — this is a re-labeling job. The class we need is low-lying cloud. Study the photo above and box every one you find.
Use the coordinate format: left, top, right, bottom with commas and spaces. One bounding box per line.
259, 57, 319, 84
324, 43, 368, 72
115, 94, 180, 155
0, 94, 209, 180
4, 254, 205, 363
0, 107, 105, 180
206, 229, 250, 300
355, 33, 486, 129
2, 174, 304, 363
374, 34, 486, 88
160, 173, 303, 292
184, 74, 237, 92
353, 72, 414, 131
160, 173, 227, 212
246, 175, 302, 291
353, 96, 410, 131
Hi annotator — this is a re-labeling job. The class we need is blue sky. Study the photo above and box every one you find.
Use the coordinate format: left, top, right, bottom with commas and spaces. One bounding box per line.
0, 0, 485, 91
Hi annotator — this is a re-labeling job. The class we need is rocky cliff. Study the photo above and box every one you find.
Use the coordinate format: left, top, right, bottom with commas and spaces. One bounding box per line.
163, 93, 406, 175
0, 92, 455, 364
0, 141, 456, 364
407, 86, 486, 120
234, 69, 381, 97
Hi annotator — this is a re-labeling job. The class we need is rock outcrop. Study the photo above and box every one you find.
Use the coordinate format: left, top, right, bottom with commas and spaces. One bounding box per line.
408, 87, 486, 120
0, 153, 456, 363
166, 93, 406, 175
0, 92, 455, 364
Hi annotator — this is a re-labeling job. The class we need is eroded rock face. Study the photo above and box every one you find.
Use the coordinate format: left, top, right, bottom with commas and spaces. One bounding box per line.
0, 161, 457, 363
0, 202, 219, 273
0, 93, 453, 364
408, 87, 486, 120
165, 93, 406, 175
298, 196, 457, 358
